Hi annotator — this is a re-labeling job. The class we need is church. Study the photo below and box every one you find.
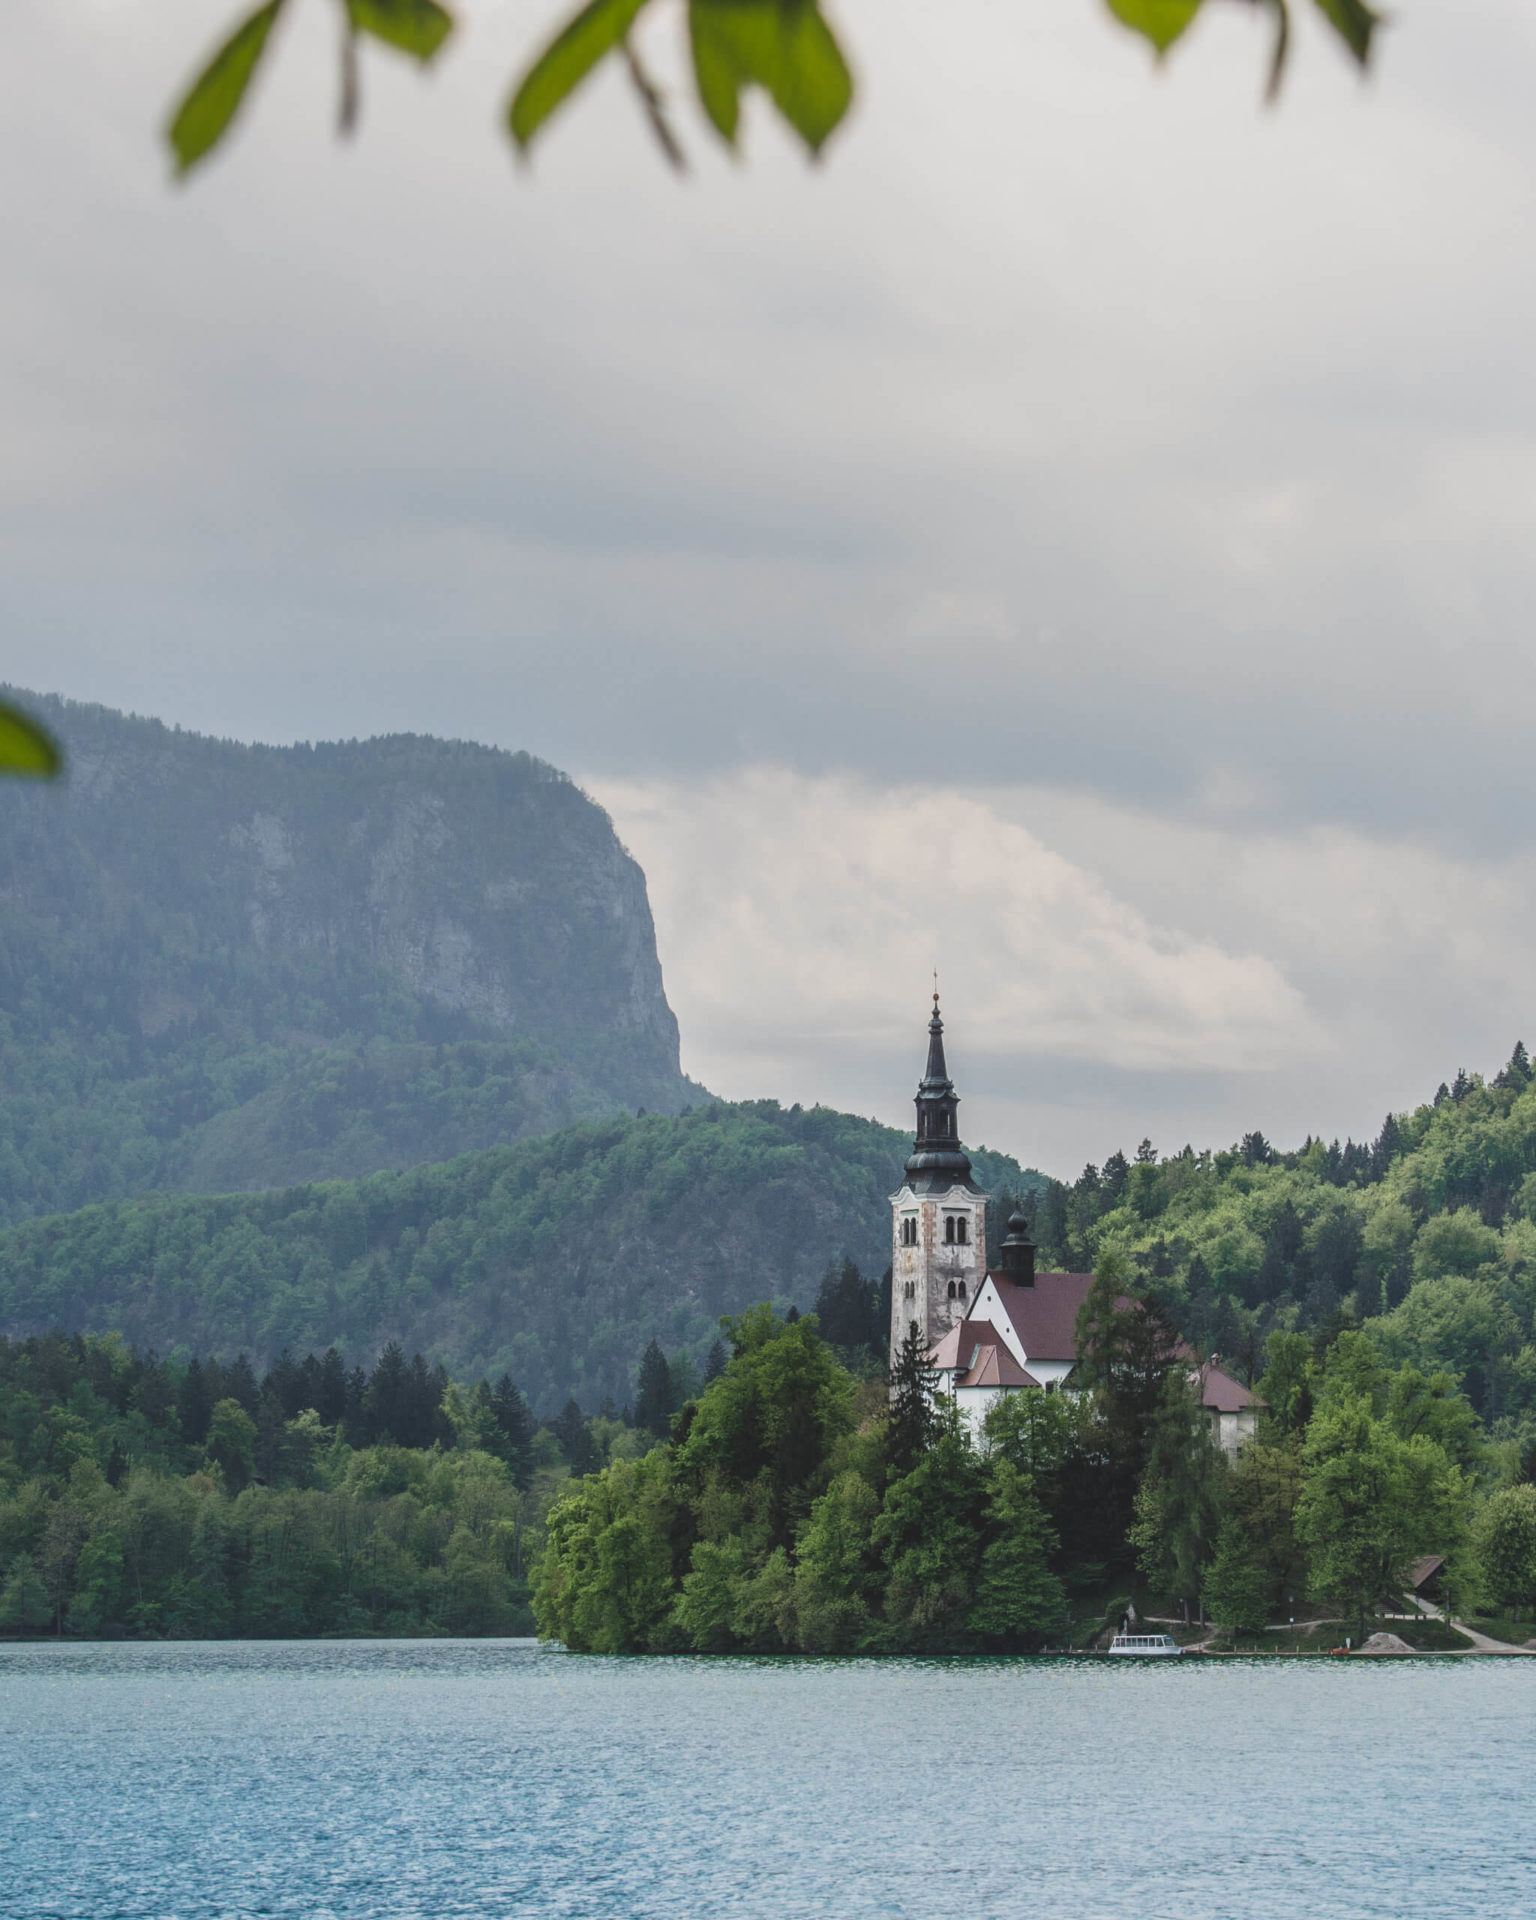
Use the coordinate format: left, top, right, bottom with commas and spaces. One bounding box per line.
889, 996, 1260, 1454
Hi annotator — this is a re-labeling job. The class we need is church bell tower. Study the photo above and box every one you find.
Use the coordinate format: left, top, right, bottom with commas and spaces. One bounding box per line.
889, 994, 988, 1368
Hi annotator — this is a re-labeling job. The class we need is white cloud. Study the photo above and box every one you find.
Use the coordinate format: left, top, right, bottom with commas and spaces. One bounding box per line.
596, 769, 1536, 1175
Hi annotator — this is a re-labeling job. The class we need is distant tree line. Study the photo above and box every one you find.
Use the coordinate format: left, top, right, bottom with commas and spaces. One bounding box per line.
0, 1328, 681, 1639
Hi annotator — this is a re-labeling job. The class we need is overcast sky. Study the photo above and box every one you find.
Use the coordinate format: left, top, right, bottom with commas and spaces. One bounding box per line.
6, 0, 1536, 1177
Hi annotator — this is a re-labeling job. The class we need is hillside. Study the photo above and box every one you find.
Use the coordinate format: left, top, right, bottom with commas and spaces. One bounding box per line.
0, 1100, 1039, 1412
1031, 1046, 1536, 1440
0, 691, 698, 1221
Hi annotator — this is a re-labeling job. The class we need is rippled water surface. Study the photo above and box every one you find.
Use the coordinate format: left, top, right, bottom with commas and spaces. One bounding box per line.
2, 1640, 1532, 1919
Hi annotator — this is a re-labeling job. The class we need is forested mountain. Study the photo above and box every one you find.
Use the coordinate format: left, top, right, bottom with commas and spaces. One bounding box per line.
1030, 1047, 1536, 1438
0, 1100, 1038, 1412
0, 691, 697, 1220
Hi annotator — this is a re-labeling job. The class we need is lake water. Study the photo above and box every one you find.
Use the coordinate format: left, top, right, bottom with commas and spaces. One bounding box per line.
2, 1641, 1532, 1919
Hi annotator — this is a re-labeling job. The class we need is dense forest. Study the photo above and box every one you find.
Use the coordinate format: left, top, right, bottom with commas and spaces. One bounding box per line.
535, 1285, 1531, 1654
0, 1101, 1036, 1411
0, 691, 697, 1222
7, 1268, 1535, 1648
1022, 1047, 1536, 1440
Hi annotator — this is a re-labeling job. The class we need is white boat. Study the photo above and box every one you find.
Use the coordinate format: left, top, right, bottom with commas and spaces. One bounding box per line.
1107, 1632, 1185, 1658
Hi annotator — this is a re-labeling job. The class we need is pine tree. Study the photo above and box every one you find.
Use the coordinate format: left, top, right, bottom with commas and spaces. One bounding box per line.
704, 1338, 729, 1383
887, 1319, 937, 1476
812, 1258, 881, 1355
491, 1373, 536, 1488
317, 1347, 350, 1427
365, 1341, 409, 1445
634, 1339, 672, 1438
553, 1397, 598, 1473
224, 1353, 261, 1416
177, 1357, 214, 1446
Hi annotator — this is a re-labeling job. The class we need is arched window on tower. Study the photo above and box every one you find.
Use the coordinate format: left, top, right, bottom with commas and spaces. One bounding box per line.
957, 1281, 967, 1301
947, 1281, 956, 1299
944, 1217, 955, 1245
955, 1218, 968, 1246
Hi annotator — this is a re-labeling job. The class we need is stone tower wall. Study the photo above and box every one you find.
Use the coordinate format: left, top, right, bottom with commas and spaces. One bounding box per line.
889, 1188, 989, 1369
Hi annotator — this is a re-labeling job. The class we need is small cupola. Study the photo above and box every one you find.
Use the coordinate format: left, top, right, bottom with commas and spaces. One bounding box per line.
999, 1206, 1036, 1286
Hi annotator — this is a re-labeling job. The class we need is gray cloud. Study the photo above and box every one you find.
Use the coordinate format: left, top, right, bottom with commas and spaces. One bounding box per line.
4, 0, 1536, 1168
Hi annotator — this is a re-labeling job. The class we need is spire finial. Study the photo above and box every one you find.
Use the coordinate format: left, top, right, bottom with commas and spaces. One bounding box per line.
932, 968, 940, 1016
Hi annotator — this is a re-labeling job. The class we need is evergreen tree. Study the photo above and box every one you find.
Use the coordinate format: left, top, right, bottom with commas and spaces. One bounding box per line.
812, 1258, 881, 1355
177, 1357, 214, 1446
1101, 1150, 1131, 1207
224, 1354, 261, 1416
491, 1373, 537, 1488
634, 1339, 673, 1439
703, 1338, 729, 1383
553, 1397, 598, 1474
317, 1347, 350, 1427
887, 1319, 937, 1477
365, 1341, 410, 1445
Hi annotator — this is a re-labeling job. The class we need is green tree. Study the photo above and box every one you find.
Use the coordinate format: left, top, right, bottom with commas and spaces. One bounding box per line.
677, 1305, 852, 1553
1295, 1395, 1453, 1643
1202, 1518, 1270, 1637
533, 1449, 680, 1652
1256, 1331, 1314, 1439
886, 1318, 937, 1477
793, 1469, 882, 1653
1473, 1485, 1536, 1623
1226, 1438, 1307, 1611
1128, 1370, 1225, 1621
65, 1530, 124, 1636
967, 1459, 1065, 1651
0, 1551, 52, 1632
1074, 1252, 1184, 1562
873, 1424, 985, 1653
634, 1339, 673, 1439
204, 1398, 258, 1493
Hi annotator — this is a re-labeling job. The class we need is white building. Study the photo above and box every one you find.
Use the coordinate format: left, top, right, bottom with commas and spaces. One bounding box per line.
890, 997, 1261, 1453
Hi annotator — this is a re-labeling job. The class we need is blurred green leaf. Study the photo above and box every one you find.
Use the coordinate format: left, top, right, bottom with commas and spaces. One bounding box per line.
166, 0, 286, 177
346, 0, 455, 63
688, 1, 853, 156
1311, 0, 1379, 66
0, 702, 61, 779
508, 0, 651, 152
1104, 0, 1205, 56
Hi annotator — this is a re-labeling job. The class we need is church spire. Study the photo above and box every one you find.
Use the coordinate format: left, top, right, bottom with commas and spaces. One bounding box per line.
903, 992, 978, 1193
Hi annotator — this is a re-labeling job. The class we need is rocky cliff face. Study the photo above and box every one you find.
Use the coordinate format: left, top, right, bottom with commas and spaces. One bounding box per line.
0, 691, 694, 1218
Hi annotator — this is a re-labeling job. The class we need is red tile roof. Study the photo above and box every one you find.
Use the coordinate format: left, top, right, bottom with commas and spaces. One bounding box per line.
983, 1270, 1110, 1362
959, 1344, 1040, 1390
928, 1318, 995, 1371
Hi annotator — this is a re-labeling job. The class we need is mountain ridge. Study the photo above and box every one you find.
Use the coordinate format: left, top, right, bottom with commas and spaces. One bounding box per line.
0, 689, 700, 1219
